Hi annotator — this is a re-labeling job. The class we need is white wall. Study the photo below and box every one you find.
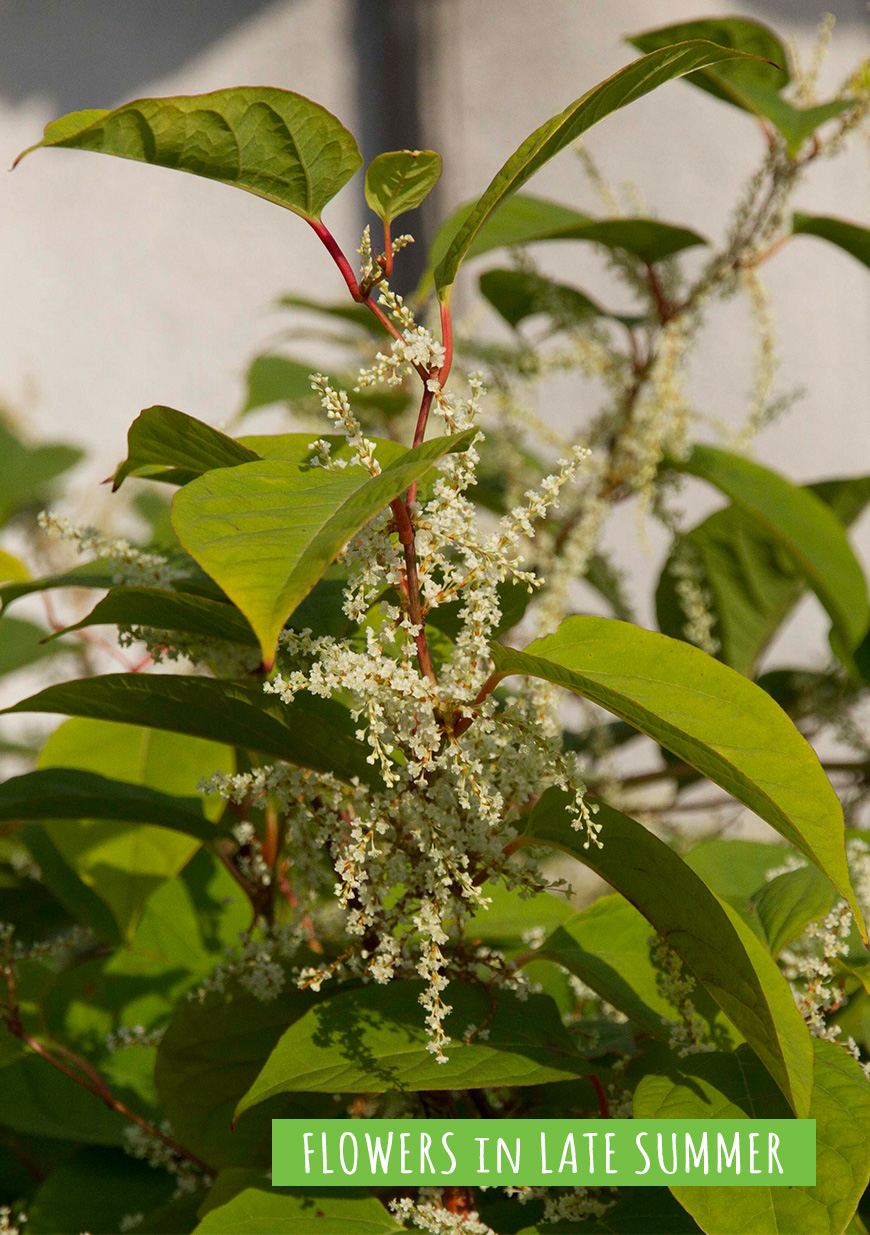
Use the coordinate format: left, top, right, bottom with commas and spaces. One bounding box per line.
0, 0, 868, 667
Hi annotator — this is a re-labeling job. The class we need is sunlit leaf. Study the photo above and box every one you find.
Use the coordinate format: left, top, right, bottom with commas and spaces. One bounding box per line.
112, 406, 261, 491
364, 149, 442, 222
16, 88, 362, 221
490, 615, 864, 935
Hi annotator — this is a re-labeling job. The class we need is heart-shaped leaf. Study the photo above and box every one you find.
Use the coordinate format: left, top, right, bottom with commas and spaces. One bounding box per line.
490, 615, 865, 936
172, 429, 475, 666
433, 41, 765, 296
674, 445, 870, 654
364, 149, 442, 222
518, 790, 813, 1116
16, 88, 362, 221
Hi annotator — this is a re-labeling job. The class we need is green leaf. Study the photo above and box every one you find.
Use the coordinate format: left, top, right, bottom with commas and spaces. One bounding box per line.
0, 419, 82, 524
683, 838, 788, 901
17, 88, 362, 221
242, 358, 408, 419
236, 982, 590, 1111
364, 149, 442, 222
793, 213, 870, 270
628, 17, 788, 105
539, 893, 725, 1041
32, 716, 232, 938
0, 547, 29, 583
433, 42, 764, 295
464, 881, 573, 945
518, 790, 813, 1116
516, 1188, 703, 1233
23, 823, 122, 943
635, 1038, 870, 1235
52, 586, 258, 647
751, 864, 838, 959
172, 429, 475, 666
490, 615, 864, 936
5, 673, 378, 786
479, 268, 641, 331
0, 561, 116, 613
112, 406, 262, 490
0, 616, 68, 678
0, 1054, 127, 1144
277, 293, 389, 338
0, 767, 225, 841
156, 981, 325, 1169
656, 473, 870, 675
674, 445, 870, 654
194, 1181, 403, 1235
26, 1146, 175, 1235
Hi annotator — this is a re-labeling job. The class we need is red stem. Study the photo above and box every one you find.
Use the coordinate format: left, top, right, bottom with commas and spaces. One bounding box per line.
307, 218, 362, 301
590, 1073, 611, 1118
390, 498, 437, 685
438, 296, 454, 386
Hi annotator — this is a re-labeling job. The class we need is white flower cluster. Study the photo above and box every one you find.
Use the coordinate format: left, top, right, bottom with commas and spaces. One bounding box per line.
650, 935, 714, 1056
504, 1184, 614, 1225
390, 1190, 494, 1235
122, 1122, 208, 1197
37, 511, 175, 588
0, 1209, 24, 1235
104, 1024, 165, 1053
667, 542, 720, 656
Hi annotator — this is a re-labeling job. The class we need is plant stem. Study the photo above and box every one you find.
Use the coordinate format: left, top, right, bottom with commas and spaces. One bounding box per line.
391, 497, 437, 685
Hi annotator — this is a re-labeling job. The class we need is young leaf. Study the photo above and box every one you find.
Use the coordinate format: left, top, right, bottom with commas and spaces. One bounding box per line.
518, 790, 813, 1116
194, 1182, 403, 1235
490, 615, 864, 936
364, 149, 442, 222
235, 982, 590, 1111
634, 1039, 870, 1235
433, 41, 765, 296
172, 429, 476, 667
16, 88, 362, 221
674, 445, 870, 653
4, 673, 379, 786
0, 768, 226, 842
112, 406, 262, 491
51, 587, 259, 648
751, 865, 838, 959
793, 212, 870, 270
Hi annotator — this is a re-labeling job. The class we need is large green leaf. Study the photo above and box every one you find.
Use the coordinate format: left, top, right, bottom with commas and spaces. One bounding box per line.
674, 446, 870, 654
194, 1180, 403, 1235
236, 982, 590, 1112
539, 892, 728, 1042
26, 1146, 175, 1235
112, 405, 262, 490
364, 149, 442, 222
0, 1054, 126, 1144
0, 767, 226, 842
518, 790, 813, 1116
635, 1039, 870, 1235
433, 42, 763, 295
172, 429, 475, 666
156, 982, 326, 1169
657, 474, 870, 675
490, 615, 863, 935
53, 586, 258, 647
793, 213, 870, 270
32, 717, 232, 938
464, 881, 573, 945
16, 88, 362, 221
5, 673, 377, 786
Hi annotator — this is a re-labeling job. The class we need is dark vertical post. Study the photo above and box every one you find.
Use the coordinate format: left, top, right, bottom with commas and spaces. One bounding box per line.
351, 0, 433, 294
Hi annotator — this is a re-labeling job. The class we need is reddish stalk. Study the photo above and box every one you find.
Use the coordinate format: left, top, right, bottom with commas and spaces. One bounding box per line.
590, 1073, 611, 1118
391, 497, 437, 685
437, 296, 454, 386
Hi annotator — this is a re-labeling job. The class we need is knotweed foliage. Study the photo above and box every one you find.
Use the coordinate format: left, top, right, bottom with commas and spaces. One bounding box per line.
4, 14, 870, 1235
